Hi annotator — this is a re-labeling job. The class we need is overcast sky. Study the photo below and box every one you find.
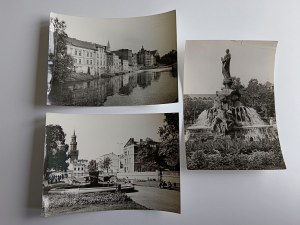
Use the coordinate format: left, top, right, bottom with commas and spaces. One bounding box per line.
50, 11, 177, 56
46, 113, 167, 161
184, 40, 277, 94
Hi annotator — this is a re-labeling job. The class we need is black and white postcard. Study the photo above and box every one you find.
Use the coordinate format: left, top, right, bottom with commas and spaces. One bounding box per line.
47, 11, 178, 106
184, 40, 285, 170
42, 113, 180, 216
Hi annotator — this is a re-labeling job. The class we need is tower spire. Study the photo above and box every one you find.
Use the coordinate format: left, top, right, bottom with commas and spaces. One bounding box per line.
107, 40, 110, 52
70, 129, 78, 163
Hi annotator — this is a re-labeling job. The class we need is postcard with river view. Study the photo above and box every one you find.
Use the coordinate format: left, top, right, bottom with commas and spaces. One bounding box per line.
42, 113, 180, 216
184, 40, 285, 170
47, 11, 178, 106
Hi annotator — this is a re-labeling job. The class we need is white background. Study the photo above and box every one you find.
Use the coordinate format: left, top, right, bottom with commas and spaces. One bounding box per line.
0, 0, 300, 225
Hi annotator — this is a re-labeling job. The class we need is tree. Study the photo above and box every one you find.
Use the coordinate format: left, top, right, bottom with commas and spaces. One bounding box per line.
44, 125, 69, 175
49, 17, 74, 84
158, 113, 180, 171
184, 95, 194, 126
158, 50, 177, 65
100, 157, 112, 174
137, 139, 164, 172
241, 79, 275, 119
184, 95, 214, 126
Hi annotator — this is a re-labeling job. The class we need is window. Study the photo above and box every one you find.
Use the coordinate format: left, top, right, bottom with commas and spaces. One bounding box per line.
75, 50, 77, 55
97, 54, 99, 58
81, 168, 83, 170
87, 60, 89, 64
90, 60, 92, 64
91, 53, 93, 57
87, 52, 89, 57
79, 50, 82, 56
79, 59, 81, 64
74, 168, 76, 171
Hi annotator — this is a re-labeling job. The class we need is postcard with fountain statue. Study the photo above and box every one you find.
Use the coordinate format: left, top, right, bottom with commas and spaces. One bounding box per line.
184, 40, 285, 170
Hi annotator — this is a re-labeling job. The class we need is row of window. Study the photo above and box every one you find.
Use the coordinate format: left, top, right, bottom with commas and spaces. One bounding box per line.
97, 53, 105, 59
74, 59, 93, 65
74, 167, 84, 171
71, 47, 105, 57
72, 49, 93, 57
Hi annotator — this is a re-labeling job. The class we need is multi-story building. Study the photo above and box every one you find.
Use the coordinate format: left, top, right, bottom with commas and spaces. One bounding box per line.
150, 50, 159, 65
112, 49, 133, 66
107, 52, 121, 74
132, 53, 138, 70
66, 38, 108, 76
121, 59, 129, 72
137, 46, 158, 67
122, 138, 160, 173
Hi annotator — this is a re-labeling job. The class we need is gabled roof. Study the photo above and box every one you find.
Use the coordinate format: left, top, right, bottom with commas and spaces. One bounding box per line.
66, 37, 97, 51
124, 138, 137, 148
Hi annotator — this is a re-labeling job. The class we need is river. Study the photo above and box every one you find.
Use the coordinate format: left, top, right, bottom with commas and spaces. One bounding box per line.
48, 69, 178, 106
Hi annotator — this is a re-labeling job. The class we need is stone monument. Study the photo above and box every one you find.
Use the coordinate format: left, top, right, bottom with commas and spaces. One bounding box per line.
187, 49, 277, 141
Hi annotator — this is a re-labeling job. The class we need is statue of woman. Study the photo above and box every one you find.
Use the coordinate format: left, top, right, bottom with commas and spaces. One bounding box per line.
221, 49, 231, 78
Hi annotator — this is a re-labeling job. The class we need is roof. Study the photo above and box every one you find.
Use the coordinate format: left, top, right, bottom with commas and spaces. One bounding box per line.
150, 50, 159, 55
66, 37, 98, 51
124, 138, 137, 148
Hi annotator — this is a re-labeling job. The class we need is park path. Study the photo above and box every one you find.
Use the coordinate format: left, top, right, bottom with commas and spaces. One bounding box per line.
127, 186, 180, 213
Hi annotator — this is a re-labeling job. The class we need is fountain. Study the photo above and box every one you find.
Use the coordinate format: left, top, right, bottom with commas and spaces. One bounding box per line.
186, 49, 277, 141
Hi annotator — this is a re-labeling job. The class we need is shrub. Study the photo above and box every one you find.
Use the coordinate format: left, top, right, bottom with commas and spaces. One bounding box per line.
186, 137, 285, 170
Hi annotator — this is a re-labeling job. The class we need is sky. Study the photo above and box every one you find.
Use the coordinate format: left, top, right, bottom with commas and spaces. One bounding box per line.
50, 11, 177, 56
46, 113, 167, 161
184, 40, 277, 94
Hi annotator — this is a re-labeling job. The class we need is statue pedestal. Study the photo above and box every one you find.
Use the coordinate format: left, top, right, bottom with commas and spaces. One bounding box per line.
223, 77, 233, 89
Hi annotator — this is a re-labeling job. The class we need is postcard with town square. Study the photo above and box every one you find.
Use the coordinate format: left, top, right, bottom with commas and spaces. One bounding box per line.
47, 11, 178, 106
42, 113, 180, 216
184, 40, 285, 170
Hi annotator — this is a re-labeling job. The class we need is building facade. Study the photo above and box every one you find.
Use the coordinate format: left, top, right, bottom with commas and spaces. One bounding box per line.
66, 38, 108, 76
137, 46, 158, 67
97, 152, 121, 174
112, 49, 133, 66
121, 59, 129, 72
122, 138, 160, 173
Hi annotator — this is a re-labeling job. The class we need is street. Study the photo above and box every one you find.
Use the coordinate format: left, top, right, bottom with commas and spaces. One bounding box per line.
127, 186, 180, 213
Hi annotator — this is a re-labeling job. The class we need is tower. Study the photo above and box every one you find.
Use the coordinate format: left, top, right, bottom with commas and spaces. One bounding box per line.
69, 130, 79, 163
107, 40, 110, 52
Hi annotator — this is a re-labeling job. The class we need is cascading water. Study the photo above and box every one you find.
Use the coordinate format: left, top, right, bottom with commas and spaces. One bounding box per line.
194, 106, 265, 128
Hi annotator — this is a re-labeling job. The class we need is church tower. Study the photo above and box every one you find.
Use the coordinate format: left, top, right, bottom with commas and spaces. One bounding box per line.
69, 130, 79, 163
107, 40, 111, 52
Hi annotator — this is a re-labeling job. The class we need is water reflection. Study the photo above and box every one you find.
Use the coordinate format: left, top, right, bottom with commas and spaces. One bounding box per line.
48, 70, 178, 106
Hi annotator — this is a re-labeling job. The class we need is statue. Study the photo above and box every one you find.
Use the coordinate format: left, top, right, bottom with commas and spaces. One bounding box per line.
221, 49, 231, 78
